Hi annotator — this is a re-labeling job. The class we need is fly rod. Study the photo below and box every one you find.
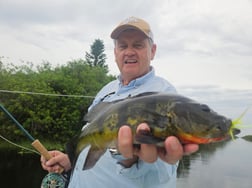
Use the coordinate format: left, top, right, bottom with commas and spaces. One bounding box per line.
0, 103, 66, 187
0, 103, 63, 172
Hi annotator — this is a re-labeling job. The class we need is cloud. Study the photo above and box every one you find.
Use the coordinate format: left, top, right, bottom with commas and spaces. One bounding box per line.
154, 0, 252, 57
0, 0, 251, 90
176, 85, 252, 123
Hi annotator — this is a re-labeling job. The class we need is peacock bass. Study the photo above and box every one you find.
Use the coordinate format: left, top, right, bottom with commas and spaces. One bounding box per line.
76, 92, 240, 170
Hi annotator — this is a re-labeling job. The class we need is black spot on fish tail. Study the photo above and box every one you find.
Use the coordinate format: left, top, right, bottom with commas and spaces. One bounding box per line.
135, 130, 164, 144
82, 146, 106, 170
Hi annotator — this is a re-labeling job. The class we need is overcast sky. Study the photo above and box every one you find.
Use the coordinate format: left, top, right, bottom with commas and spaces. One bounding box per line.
1, 0, 252, 114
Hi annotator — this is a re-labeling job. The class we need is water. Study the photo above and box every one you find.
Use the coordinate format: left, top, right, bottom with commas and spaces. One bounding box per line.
0, 148, 47, 187
177, 130, 252, 188
1, 133, 251, 188
176, 88, 252, 188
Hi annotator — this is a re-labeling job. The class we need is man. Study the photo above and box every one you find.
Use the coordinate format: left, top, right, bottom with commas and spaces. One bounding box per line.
41, 16, 199, 187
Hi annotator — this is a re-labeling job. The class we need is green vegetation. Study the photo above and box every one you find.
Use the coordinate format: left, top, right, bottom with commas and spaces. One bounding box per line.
0, 40, 115, 147
85, 39, 108, 69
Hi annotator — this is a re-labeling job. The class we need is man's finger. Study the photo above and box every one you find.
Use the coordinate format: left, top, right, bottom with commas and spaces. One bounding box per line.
118, 125, 134, 159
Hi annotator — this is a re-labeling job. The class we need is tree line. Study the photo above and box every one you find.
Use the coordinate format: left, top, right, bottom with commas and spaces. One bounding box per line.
0, 39, 115, 144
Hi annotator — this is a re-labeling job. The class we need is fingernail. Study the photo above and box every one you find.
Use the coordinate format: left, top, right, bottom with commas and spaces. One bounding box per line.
137, 123, 150, 132
120, 126, 131, 138
171, 139, 179, 151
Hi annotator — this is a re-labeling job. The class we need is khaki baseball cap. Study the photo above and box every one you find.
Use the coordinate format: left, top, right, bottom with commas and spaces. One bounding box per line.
110, 16, 153, 41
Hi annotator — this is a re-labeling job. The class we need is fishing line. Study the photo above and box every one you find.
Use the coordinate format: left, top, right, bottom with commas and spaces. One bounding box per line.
0, 103, 66, 188
0, 134, 40, 155
0, 89, 95, 98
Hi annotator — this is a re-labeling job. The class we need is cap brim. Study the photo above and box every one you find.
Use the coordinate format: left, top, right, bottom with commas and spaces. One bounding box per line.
110, 25, 146, 39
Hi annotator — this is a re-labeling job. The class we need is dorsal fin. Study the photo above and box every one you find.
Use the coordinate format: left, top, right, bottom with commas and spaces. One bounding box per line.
84, 102, 111, 122
132, 92, 159, 98
84, 92, 159, 122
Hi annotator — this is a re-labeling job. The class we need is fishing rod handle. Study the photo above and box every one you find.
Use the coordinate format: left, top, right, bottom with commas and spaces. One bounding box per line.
32, 139, 52, 160
32, 139, 64, 173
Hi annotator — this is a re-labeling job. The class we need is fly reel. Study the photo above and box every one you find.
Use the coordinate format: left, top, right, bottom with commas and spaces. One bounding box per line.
41, 173, 67, 188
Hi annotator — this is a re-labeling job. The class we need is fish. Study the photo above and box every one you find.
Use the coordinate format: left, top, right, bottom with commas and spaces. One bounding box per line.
76, 92, 240, 170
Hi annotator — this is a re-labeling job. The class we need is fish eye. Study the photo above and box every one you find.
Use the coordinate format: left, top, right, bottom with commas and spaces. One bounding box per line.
216, 126, 222, 131
200, 104, 211, 112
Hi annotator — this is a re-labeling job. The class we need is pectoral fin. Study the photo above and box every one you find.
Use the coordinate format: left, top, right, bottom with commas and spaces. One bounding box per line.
83, 146, 106, 170
135, 130, 164, 144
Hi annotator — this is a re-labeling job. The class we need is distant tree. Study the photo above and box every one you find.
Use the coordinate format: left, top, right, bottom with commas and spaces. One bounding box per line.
0, 59, 115, 143
85, 39, 108, 70
0, 57, 3, 70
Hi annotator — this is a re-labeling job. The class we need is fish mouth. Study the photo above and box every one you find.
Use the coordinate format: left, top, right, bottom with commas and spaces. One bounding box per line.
231, 128, 240, 135
229, 127, 241, 139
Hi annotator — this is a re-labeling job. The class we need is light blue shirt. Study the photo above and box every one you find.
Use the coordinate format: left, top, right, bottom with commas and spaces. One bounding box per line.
68, 67, 178, 188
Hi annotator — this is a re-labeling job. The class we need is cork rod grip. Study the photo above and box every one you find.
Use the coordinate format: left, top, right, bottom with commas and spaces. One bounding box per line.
32, 139, 52, 160
32, 139, 64, 173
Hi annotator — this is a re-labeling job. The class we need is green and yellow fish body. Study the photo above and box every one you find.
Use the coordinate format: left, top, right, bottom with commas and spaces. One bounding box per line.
76, 92, 240, 170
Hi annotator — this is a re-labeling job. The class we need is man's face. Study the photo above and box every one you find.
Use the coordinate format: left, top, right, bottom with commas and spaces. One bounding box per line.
114, 29, 156, 85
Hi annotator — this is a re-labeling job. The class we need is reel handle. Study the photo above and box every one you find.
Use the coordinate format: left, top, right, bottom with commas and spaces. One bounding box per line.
32, 139, 64, 173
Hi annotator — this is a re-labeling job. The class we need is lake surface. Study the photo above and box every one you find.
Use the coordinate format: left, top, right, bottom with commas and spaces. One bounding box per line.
1, 131, 251, 188
176, 88, 252, 188
1, 129, 251, 188
177, 129, 252, 188
0, 148, 47, 187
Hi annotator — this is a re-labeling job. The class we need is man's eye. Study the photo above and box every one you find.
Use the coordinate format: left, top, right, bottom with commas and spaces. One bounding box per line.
118, 45, 127, 49
134, 44, 144, 49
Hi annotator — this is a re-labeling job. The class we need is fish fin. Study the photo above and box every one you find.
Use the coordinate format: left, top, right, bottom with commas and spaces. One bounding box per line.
83, 146, 106, 170
135, 129, 164, 144
85, 92, 161, 121
84, 102, 111, 122
133, 92, 159, 98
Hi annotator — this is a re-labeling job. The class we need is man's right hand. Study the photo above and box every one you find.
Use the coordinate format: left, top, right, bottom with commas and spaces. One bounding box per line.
40, 150, 72, 173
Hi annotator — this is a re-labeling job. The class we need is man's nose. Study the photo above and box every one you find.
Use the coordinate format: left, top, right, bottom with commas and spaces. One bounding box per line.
124, 47, 136, 56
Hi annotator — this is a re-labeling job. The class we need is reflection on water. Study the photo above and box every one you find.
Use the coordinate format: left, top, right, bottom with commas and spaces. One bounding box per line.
177, 87, 252, 188
177, 140, 229, 179
0, 148, 47, 188
1, 133, 252, 188
177, 130, 252, 188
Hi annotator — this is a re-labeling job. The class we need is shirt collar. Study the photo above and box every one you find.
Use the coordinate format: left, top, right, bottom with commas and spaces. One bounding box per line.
117, 66, 155, 88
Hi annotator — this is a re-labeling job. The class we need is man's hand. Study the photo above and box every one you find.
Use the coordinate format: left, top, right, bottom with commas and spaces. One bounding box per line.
40, 150, 72, 173
117, 123, 199, 167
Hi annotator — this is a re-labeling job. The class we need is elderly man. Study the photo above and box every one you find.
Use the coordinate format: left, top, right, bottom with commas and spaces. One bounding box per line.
41, 16, 198, 188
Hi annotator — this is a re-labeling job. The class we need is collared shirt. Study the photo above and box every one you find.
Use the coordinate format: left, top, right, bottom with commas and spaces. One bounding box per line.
68, 67, 178, 188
